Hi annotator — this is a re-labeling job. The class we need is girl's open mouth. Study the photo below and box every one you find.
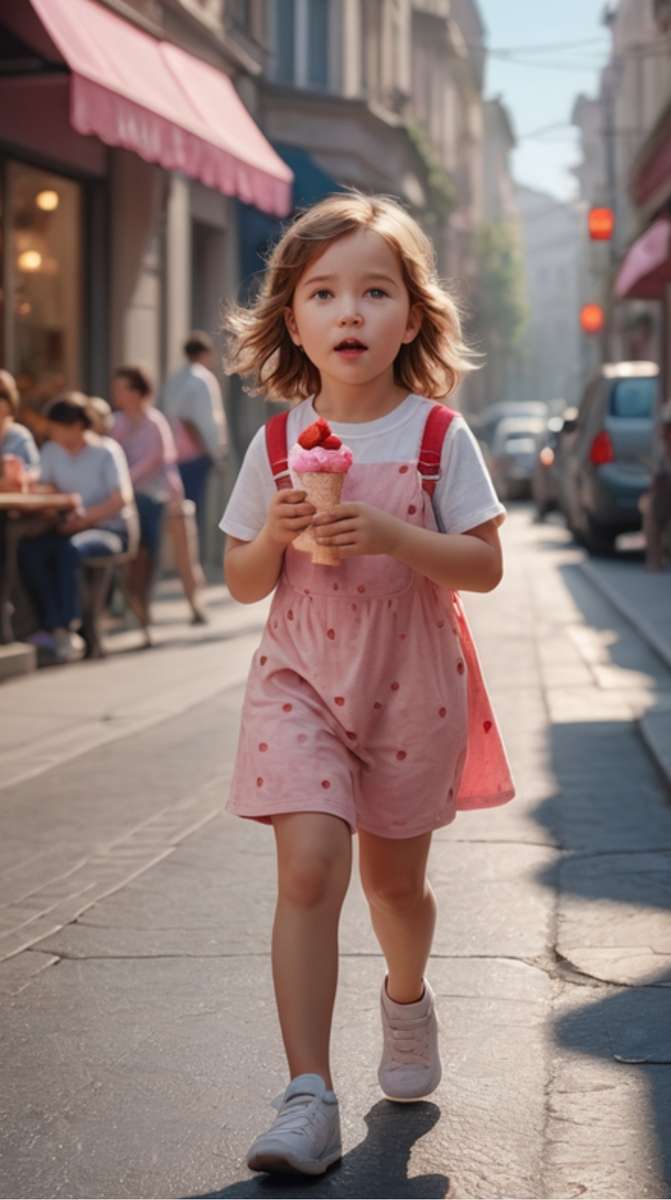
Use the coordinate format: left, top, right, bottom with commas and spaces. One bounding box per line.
334, 338, 368, 358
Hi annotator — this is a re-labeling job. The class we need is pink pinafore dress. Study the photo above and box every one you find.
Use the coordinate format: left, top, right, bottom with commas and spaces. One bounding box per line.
226, 404, 515, 838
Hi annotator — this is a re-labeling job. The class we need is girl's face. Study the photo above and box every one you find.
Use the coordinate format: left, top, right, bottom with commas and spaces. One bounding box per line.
285, 228, 421, 389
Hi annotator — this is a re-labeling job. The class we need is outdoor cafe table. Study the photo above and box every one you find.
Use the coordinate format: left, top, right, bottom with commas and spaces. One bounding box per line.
0, 492, 77, 644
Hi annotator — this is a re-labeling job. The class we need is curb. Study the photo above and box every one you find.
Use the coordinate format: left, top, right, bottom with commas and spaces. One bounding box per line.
579, 560, 671, 672
579, 560, 671, 795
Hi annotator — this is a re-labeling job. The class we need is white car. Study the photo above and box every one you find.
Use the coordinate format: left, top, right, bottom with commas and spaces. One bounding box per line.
485, 417, 548, 500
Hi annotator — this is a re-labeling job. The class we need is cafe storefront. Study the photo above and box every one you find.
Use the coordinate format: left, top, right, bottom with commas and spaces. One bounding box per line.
0, 0, 292, 424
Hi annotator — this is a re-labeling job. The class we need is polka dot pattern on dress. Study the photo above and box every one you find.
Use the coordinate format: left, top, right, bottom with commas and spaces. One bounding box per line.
259, 742, 268, 752
321, 779, 331, 789
282, 703, 293, 713
457, 660, 465, 674
396, 750, 407, 761
327, 628, 335, 640
260, 656, 267, 666
483, 720, 492, 733
256, 777, 263, 788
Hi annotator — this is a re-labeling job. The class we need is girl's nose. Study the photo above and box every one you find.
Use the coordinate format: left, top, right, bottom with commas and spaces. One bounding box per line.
337, 309, 363, 326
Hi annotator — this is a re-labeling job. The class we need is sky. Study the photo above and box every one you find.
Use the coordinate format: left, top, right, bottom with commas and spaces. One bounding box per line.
477, 0, 612, 202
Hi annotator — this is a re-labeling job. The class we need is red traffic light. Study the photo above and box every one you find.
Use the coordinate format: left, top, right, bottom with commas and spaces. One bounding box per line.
588, 207, 614, 240
580, 303, 605, 333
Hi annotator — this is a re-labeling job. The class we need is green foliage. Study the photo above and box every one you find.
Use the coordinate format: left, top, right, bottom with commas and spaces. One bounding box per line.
471, 222, 527, 354
405, 121, 456, 220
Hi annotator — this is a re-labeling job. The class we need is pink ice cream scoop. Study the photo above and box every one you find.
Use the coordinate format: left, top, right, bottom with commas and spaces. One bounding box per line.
289, 417, 353, 566
288, 443, 353, 473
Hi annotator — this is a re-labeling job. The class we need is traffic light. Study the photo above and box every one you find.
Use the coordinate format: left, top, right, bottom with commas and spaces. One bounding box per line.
588, 207, 614, 240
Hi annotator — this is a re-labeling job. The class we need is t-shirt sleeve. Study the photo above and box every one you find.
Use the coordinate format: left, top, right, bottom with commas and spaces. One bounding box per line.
219, 426, 275, 541
101, 444, 123, 496
432, 417, 506, 534
38, 442, 56, 486
13, 428, 40, 469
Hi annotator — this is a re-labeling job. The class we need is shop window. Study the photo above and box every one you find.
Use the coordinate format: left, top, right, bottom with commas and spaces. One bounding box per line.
307, 0, 329, 90
275, 0, 296, 84
7, 162, 82, 406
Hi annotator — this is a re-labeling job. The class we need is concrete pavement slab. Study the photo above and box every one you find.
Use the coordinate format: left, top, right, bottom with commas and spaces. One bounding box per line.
0, 954, 550, 1199
555, 850, 671, 987
544, 981, 671, 1198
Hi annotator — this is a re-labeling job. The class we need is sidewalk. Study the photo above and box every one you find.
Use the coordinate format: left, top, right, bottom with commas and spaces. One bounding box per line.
579, 557, 671, 787
0, 576, 270, 792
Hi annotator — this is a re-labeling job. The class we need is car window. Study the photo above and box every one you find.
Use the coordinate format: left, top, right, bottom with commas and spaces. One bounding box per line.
609, 377, 655, 419
504, 436, 536, 454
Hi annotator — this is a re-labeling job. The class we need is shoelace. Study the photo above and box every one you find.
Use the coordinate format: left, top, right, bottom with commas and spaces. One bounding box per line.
269, 1093, 319, 1139
385, 1013, 432, 1067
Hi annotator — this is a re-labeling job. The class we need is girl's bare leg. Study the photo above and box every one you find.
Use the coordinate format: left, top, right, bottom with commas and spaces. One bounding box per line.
271, 812, 352, 1090
358, 829, 435, 1004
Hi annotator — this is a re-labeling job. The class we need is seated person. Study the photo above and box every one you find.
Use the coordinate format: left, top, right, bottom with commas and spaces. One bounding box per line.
18, 392, 134, 663
0, 369, 40, 487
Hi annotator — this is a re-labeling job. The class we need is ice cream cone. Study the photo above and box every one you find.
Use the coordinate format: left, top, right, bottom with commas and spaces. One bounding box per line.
294, 471, 345, 566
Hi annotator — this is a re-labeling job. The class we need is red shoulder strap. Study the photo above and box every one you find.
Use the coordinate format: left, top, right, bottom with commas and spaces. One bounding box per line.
265, 410, 292, 490
418, 404, 457, 496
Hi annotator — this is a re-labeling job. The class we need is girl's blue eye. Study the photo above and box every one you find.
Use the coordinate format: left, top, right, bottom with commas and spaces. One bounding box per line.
311, 288, 332, 300
367, 287, 388, 299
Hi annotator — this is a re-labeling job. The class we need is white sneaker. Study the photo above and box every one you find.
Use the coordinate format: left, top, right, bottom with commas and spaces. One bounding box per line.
53, 630, 85, 662
246, 1073, 342, 1176
378, 976, 442, 1102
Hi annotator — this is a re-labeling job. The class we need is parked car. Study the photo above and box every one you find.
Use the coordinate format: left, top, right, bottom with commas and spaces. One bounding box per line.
531, 415, 566, 519
485, 416, 548, 500
558, 361, 658, 555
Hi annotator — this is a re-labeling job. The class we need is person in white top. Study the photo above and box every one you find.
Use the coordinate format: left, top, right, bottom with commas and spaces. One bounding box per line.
161, 331, 227, 542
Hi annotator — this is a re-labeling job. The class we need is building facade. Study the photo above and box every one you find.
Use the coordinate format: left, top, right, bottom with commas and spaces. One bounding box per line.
0, 0, 291, 559
514, 185, 582, 412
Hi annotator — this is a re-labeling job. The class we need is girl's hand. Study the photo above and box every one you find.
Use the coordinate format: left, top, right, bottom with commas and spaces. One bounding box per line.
264, 489, 316, 547
313, 502, 402, 557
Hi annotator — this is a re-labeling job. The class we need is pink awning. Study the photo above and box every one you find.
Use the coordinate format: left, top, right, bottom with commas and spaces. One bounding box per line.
615, 218, 671, 300
29, 0, 292, 216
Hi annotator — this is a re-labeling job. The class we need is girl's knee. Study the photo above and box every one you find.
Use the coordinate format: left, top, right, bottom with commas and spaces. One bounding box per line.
363, 875, 429, 914
277, 844, 350, 910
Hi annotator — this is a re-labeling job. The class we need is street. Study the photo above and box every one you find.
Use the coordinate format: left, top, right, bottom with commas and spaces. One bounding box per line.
1, 507, 670, 1199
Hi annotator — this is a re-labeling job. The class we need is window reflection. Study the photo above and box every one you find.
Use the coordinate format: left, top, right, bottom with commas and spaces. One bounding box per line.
9, 163, 81, 407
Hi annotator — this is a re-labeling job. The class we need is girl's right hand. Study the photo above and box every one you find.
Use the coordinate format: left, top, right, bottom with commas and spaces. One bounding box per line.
264, 489, 316, 547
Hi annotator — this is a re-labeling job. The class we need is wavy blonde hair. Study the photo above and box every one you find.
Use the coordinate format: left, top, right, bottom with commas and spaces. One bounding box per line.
223, 191, 478, 402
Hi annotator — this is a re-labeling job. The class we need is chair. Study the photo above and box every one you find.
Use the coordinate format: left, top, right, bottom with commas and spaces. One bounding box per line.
80, 506, 145, 658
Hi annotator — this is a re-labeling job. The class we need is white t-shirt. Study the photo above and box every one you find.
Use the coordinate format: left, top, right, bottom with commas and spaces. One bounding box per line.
219, 394, 506, 542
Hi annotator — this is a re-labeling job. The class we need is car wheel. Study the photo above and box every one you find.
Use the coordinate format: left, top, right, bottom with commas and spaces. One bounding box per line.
584, 516, 616, 557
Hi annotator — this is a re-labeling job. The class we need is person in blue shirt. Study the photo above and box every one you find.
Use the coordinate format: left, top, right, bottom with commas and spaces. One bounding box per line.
0, 370, 40, 485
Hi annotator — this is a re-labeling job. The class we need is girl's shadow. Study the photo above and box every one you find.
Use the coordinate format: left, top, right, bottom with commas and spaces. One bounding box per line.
192, 1100, 449, 1199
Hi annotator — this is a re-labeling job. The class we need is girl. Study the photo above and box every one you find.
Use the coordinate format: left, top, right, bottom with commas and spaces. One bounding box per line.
220, 192, 515, 1177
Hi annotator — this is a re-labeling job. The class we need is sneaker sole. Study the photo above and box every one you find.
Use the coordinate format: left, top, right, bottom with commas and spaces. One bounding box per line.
379, 1066, 442, 1103
247, 1145, 342, 1176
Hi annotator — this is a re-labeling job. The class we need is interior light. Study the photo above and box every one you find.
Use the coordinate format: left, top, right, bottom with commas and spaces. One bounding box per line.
17, 250, 43, 272
36, 189, 59, 212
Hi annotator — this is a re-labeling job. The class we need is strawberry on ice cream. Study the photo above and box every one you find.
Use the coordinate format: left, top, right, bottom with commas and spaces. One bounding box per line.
289, 417, 353, 566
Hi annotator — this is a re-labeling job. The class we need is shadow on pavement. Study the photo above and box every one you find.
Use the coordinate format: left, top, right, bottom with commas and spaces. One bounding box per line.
533, 712, 671, 1191
192, 1101, 448, 1199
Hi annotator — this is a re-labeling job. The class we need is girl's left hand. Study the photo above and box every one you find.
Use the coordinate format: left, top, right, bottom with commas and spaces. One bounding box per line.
313, 502, 402, 557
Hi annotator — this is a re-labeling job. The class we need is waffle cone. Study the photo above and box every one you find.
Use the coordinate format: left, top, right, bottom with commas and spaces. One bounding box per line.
293, 471, 346, 566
